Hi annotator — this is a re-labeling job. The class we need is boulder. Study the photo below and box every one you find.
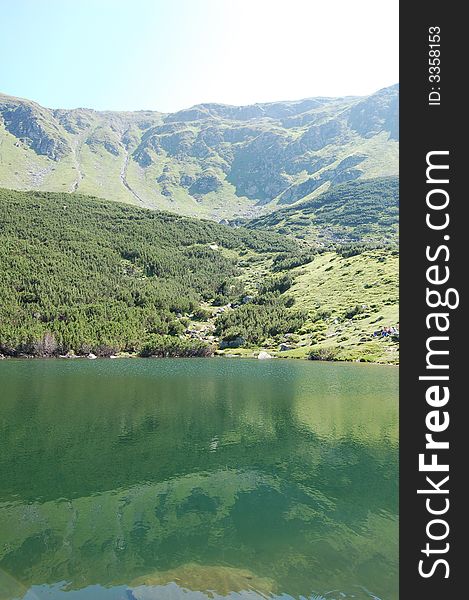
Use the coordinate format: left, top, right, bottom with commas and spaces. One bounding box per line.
220, 336, 245, 349
257, 351, 272, 360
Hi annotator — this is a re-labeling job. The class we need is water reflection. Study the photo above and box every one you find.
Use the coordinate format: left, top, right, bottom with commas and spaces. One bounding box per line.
0, 359, 398, 600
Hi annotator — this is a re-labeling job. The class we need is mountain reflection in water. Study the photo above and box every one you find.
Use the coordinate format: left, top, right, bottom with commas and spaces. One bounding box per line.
0, 358, 398, 600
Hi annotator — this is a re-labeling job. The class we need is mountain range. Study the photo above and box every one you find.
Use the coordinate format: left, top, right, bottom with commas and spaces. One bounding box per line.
0, 85, 398, 220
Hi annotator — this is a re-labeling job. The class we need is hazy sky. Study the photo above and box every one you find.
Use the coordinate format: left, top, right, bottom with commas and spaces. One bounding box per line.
1, 0, 399, 112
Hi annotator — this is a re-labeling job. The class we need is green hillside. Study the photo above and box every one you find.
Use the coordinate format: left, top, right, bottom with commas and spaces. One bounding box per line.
0, 188, 398, 363
0, 86, 398, 220
246, 176, 399, 247
0, 188, 300, 357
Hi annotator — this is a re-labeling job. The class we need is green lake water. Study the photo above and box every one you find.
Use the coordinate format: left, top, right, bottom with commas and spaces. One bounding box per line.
0, 358, 398, 600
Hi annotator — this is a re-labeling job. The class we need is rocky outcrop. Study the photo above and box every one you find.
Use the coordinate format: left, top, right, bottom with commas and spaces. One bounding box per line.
292, 119, 350, 153
278, 156, 364, 205
189, 174, 222, 195
54, 108, 96, 134
86, 126, 122, 156
0, 96, 70, 160
227, 130, 292, 202
220, 336, 245, 349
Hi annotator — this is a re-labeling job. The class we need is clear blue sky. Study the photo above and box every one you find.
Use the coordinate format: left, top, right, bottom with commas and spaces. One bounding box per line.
1, 0, 399, 112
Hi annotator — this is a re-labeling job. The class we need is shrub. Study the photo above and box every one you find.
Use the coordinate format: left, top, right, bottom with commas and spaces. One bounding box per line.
259, 274, 293, 295
313, 309, 331, 322
139, 334, 212, 358
344, 305, 366, 319
215, 303, 307, 346
272, 251, 315, 271
308, 346, 339, 361
192, 308, 211, 321
94, 344, 119, 358
0, 188, 301, 357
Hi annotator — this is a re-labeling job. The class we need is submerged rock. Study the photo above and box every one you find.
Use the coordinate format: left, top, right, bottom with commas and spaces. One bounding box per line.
130, 562, 275, 596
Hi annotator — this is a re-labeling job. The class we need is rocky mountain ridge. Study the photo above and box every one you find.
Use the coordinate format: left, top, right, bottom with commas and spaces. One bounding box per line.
0, 85, 398, 220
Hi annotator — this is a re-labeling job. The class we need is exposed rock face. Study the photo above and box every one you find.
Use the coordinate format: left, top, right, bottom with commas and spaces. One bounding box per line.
0, 98, 70, 160
157, 167, 179, 185
293, 119, 350, 153
180, 174, 195, 187
189, 174, 222, 195
278, 177, 324, 205
85, 126, 122, 156
278, 156, 365, 205
53, 108, 96, 134
0, 85, 399, 218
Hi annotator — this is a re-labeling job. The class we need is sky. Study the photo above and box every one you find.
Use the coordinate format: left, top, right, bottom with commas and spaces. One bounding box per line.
0, 0, 399, 112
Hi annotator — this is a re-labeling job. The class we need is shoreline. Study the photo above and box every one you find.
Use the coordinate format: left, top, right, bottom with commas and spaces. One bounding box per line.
0, 352, 399, 366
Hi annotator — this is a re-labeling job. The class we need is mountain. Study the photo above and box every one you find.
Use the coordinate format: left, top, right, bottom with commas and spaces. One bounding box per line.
0, 85, 398, 220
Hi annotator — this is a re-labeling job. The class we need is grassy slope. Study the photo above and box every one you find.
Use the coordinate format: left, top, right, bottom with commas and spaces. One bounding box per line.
215, 249, 398, 364
0, 119, 259, 219
268, 133, 399, 211
288, 251, 398, 363
0, 126, 76, 192
236, 179, 400, 363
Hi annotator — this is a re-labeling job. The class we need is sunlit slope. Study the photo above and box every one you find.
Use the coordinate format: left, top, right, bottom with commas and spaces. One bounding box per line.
0, 86, 398, 220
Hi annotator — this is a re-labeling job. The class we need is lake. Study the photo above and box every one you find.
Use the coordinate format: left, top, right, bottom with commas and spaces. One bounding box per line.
0, 358, 398, 600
